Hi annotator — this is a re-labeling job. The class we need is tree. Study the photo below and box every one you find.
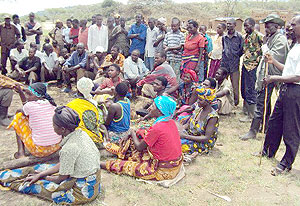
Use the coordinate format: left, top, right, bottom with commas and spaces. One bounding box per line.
223, 0, 239, 16
102, 0, 117, 8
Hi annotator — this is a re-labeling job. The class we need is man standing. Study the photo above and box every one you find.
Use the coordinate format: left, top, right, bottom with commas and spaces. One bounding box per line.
107, 16, 115, 53
221, 18, 243, 106
78, 19, 89, 49
128, 14, 147, 59
240, 14, 289, 140
144, 18, 158, 71
111, 17, 130, 57
49, 20, 64, 49
12, 14, 26, 42
63, 19, 73, 52
88, 14, 108, 53
164, 17, 185, 81
154, 17, 167, 54
240, 18, 263, 122
25, 12, 42, 50
258, 15, 300, 176
0, 15, 20, 75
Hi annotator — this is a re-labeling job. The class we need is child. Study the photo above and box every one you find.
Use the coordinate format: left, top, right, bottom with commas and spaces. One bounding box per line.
215, 67, 234, 115
104, 82, 130, 144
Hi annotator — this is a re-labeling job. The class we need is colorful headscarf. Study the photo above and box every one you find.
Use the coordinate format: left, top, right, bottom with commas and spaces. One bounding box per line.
153, 96, 177, 125
196, 86, 216, 103
28, 82, 56, 106
183, 68, 199, 82
77, 77, 94, 101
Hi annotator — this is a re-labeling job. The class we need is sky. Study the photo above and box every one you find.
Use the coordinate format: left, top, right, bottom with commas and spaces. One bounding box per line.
0, 0, 214, 16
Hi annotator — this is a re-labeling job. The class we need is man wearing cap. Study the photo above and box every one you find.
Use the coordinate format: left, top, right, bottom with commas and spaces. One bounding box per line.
154, 17, 167, 54
257, 15, 300, 176
128, 14, 147, 59
88, 14, 108, 53
110, 17, 130, 57
49, 20, 64, 50
89, 46, 106, 84
241, 14, 289, 141
0, 15, 20, 75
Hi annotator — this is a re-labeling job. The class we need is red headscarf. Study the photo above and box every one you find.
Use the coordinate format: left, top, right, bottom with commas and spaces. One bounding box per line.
183, 68, 199, 82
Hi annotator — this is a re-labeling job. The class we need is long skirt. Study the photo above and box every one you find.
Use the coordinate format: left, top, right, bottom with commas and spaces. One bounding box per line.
208, 59, 221, 78
105, 137, 183, 181
8, 113, 60, 157
0, 164, 102, 205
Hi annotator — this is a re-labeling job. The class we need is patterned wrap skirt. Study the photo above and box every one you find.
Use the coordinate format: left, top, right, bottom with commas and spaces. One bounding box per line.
105, 133, 183, 181
0, 164, 102, 205
8, 113, 60, 157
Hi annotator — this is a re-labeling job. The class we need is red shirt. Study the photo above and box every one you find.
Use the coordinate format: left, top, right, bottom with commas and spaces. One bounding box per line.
100, 77, 122, 89
144, 120, 182, 161
70, 28, 79, 44
183, 33, 205, 56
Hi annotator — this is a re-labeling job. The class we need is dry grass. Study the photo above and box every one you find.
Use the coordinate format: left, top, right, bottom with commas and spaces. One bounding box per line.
1, 85, 300, 206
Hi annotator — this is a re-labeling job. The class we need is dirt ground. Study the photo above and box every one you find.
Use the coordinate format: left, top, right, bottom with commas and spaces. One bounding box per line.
1, 85, 300, 206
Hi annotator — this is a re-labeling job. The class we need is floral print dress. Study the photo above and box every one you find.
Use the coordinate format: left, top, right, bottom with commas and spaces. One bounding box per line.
181, 107, 219, 154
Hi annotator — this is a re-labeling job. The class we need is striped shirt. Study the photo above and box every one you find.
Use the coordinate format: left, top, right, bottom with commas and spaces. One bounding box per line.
23, 100, 61, 146
163, 30, 185, 62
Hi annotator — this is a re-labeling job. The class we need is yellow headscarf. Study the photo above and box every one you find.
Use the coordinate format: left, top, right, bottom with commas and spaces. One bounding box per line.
196, 86, 216, 103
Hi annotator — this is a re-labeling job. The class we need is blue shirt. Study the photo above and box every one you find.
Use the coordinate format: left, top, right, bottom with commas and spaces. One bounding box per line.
64, 51, 87, 68
108, 98, 131, 133
128, 23, 147, 54
205, 34, 213, 53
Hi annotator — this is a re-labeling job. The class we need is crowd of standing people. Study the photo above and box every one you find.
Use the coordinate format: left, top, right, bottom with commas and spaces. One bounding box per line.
0, 11, 300, 204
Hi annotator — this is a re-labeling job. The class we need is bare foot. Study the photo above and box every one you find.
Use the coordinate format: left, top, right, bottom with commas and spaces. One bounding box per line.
14, 152, 26, 159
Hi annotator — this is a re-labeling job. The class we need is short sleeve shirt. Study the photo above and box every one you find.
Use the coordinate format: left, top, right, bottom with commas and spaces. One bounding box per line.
163, 30, 185, 61
143, 120, 182, 161
59, 129, 100, 178
23, 100, 61, 146
19, 56, 41, 71
183, 33, 206, 56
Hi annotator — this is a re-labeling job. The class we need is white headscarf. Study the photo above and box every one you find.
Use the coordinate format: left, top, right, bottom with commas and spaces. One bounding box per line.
158, 17, 166, 25
77, 77, 94, 101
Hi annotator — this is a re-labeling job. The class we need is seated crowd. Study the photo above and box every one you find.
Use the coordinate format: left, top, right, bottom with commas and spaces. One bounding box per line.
0, 11, 299, 205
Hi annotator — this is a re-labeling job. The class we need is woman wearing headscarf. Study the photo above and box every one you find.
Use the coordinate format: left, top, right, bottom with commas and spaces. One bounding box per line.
179, 86, 219, 162
0, 106, 102, 205
101, 96, 184, 184
66, 77, 106, 147
8, 83, 61, 159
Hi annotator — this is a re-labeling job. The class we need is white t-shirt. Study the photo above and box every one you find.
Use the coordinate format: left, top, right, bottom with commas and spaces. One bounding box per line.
63, 27, 72, 44
41, 52, 58, 71
88, 24, 108, 53
282, 43, 300, 84
145, 27, 158, 57
10, 48, 28, 62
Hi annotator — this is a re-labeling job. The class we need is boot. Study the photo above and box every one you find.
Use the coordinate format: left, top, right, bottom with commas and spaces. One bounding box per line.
240, 118, 261, 141
0, 106, 12, 126
242, 101, 248, 115
239, 103, 255, 122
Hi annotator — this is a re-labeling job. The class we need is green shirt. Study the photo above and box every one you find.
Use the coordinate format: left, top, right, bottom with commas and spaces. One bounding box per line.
243, 30, 263, 71
59, 129, 100, 178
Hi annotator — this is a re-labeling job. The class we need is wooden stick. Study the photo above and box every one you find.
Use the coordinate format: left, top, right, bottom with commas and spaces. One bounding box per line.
0, 152, 59, 171
259, 62, 269, 166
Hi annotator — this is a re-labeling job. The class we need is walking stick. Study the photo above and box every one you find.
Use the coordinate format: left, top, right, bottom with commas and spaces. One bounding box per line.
259, 62, 269, 166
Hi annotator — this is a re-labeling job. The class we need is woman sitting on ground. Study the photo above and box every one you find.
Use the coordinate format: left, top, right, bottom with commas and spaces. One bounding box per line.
175, 78, 217, 124
179, 86, 219, 161
9, 83, 61, 159
0, 106, 101, 205
66, 77, 107, 147
102, 96, 183, 183
93, 64, 123, 96
104, 82, 131, 144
